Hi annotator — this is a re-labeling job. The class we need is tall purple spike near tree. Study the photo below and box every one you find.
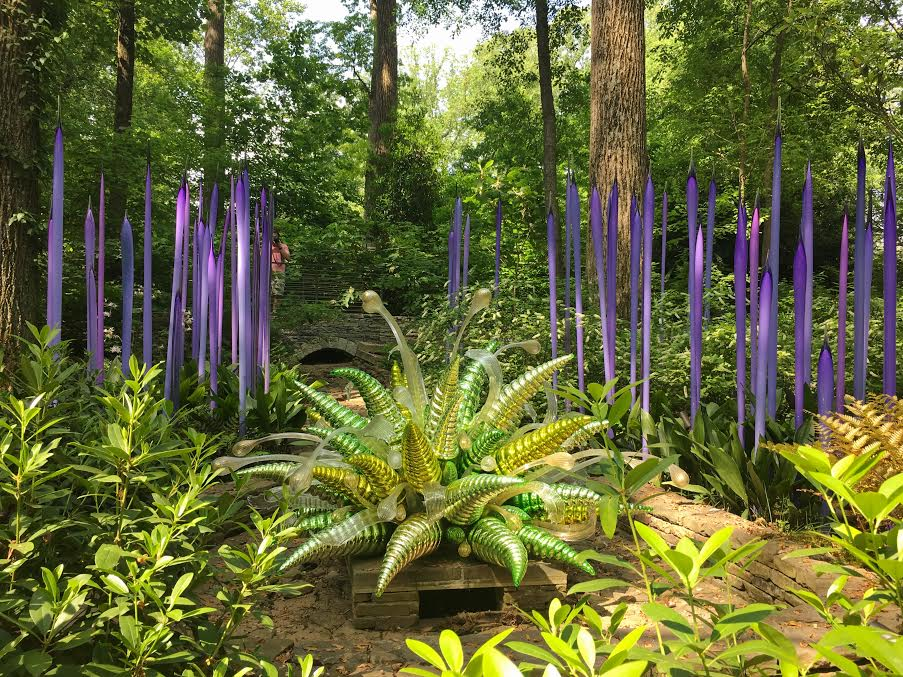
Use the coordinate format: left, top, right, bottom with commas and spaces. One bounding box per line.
660, 186, 667, 295
142, 157, 152, 366
734, 201, 748, 448
641, 175, 654, 455
606, 181, 618, 384
230, 176, 238, 365
801, 162, 814, 383
462, 213, 470, 291
704, 175, 715, 322
853, 142, 868, 401
121, 215, 134, 375
85, 205, 96, 364
591, 186, 613, 398
837, 211, 849, 410
564, 175, 573, 362
47, 123, 63, 343
96, 172, 106, 380
793, 240, 807, 429
749, 198, 761, 390
236, 171, 252, 430
687, 162, 698, 318
754, 269, 773, 458
690, 225, 703, 423
197, 226, 209, 379
767, 119, 782, 417
447, 229, 454, 306
571, 179, 585, 397
817, 340, 834, 444
883, 141, 896, 396
208, 240, 218, 400
495, 197, 502, 294
547, 209, 559, 388
629, 195, 641, 405
165, 181, 188, 402
452, 196, 463, 306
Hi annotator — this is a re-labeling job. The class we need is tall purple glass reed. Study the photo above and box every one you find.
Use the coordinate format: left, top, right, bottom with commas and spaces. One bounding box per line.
734, 202, 747, 448
121, 215, 134, 375
883, 141, 896, 396
793, 240, 807, 429
629, 196, 640, 405
547, 209, 558, 388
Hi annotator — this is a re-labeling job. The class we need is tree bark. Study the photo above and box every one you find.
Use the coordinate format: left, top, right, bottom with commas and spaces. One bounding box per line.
739, 0, 752, 203
535, 0, 559, 225
588, 0, 647, 309
364, 0, 398, 226
0, 0, 42, 359
110, 0, 135, 224
204, 0, 226, 190
761, 0, 791, 262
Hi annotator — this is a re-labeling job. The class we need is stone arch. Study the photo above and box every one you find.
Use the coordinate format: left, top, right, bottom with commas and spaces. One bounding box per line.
296, 338, 358, 364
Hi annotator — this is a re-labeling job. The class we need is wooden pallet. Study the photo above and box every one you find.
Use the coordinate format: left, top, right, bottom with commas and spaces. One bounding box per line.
349, 554, 568, 629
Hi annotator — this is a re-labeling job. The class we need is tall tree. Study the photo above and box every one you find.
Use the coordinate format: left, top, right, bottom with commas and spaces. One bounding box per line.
0, 0, 42, 356
109, 0, 135, 222
204, 0, 225, 189
588, 0, 647, 305
365, 0, 398, 223
535, 0, 559, 222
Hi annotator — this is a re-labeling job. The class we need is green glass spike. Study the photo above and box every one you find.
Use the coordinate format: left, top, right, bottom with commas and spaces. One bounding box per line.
297, 382, 369, 430
468, 517, 528, 587
375, 515, 442, 596
458, 339, 501, 425
441, 460, 458, 485
311, 465, 380, 506
425, 356, 460, 437
345, 452, 400, 498
550, 483, 605, 504
234, 461, 300, 483
401, 420, 440, 491
442, 474, 524, 525
560, 419, 605, 451
493, 415, 593, 474
390, 360, 407, 389
277, 522, 393, 572
460, 427, 507, 469
330, 367, 404, 430
487, 355, 574, 431
435, 396, 463, 460
515, 524, 594, 575
444, 525, 467, 546
300, 425, 376, 457
294, 509, 347, 533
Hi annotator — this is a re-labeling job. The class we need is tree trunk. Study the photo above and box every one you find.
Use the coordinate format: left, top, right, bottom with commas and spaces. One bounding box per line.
535, 0, 559, 225
739, 0, 752, 203
761, 0, 791, 262
0, 0, 42, 359
204, 0, 226, 191
588, 0, 647, 310
110, 0, 135, 224
364, 0, 398, 227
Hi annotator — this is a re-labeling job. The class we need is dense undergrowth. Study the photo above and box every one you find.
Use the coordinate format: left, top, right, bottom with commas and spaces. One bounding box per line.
1, 326, 901, 676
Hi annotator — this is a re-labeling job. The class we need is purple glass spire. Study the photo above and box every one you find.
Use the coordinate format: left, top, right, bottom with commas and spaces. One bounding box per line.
571, 179, 585, 397
734, 201, 748, 448
793, 240, 807, 429
767, 122, 782, 418
801, 162, 814, 383
690, 225, 703, 423
629, 195, 641, 405
121, 215, 134, 375
591, 186, 613, 399
883, 141, 896, 395
754, 269, 773, 457
642, 175, 654, 455
142, 158, 152, 366
547, 209, 558, 388
749, 200, 761, 390
47, 124, 64, 343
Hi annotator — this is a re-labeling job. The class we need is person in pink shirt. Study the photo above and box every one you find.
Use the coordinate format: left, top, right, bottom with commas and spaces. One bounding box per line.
271, 233, 290, 311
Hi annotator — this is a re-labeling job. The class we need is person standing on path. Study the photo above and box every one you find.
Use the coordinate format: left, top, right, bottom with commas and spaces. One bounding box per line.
271, 233, 290, 312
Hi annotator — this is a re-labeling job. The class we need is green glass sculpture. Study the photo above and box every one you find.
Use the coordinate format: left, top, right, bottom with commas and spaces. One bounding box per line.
217, 289, 619, 596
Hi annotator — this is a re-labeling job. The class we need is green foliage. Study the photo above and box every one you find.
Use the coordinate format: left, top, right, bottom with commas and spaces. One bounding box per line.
0, 332, 313, 675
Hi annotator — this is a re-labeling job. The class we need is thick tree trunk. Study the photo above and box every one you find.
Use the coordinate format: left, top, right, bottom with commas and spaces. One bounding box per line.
110, 0, 135, 224
588, 0, 647, 310
204, 0, 226, 190
0, 0, 42, 358
535, 0, 559, 225
364, 0, 398, 226
739, 0, 752, 203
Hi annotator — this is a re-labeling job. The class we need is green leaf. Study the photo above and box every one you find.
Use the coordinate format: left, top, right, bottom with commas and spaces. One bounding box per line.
439, 629, 463, 672
94, 544, 123, 571
567, 578, 628, 596
101, 574, 130, 596
642, 602, 694, 639
597, 495, 619, 539
118, 615, 139, 652
404, 639, 446, 671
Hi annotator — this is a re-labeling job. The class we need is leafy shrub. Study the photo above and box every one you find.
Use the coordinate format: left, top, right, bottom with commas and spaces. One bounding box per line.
0, 327, 312, 676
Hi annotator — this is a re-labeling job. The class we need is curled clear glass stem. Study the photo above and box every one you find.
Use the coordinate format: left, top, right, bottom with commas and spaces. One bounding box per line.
532, 510, 597, 542
361, 290, 427, 423
377, 482, 409, 521
451, 288, 492, 357
489, 481, 564, 523
230, 432, 321, 457
486, 504, 524, 532
317, 508, 387, 547
422, 481, 448, 518
495, 339, 541, 357
465, 348, 504, 428
512, 451, 576, 477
